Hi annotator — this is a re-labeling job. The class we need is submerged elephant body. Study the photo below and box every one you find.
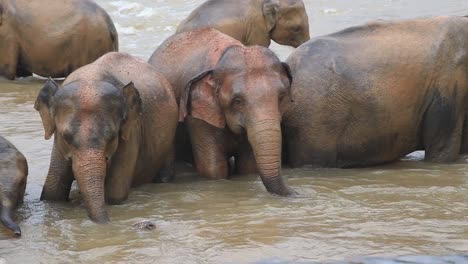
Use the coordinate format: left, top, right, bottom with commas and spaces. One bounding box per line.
0, 136, 27, 237
35, 52, 178, 222
0, 0, 118, 79
176, 0, 310, 47
284, 16, 468, 168
149, 29, 294, 196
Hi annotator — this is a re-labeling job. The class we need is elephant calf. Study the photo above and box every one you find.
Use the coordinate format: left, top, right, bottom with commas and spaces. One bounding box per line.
35, 52, 178, 223
0, 0, 118, 79
0, 136, 27, 237
176, 0, 310, 48
149, 29, 295, 196
283, 16, 468, 168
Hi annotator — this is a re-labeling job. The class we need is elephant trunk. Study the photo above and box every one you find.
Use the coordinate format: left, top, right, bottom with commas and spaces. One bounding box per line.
0, 196, 21, 237
247, 119, 294, 196
72, 150, 109, 224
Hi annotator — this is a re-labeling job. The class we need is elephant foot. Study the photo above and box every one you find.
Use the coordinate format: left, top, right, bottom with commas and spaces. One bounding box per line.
153, 167, 175, 183
105, 196, 127, 205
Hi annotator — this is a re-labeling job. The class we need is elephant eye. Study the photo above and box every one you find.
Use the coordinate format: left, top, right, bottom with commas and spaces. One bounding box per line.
279, 92, 286, 101
108, 132, 117, 142
63, 132, 73, 146
232, 97, 243, 106
291, 26, 302, 33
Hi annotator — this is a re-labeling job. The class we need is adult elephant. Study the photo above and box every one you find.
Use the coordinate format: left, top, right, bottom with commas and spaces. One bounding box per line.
35, 52, 178, 223
176, 0, 310, 48
0, 0, 118, 80
148, 29, 295, 196
283, 16, 468, 168
0, 136, 28, 237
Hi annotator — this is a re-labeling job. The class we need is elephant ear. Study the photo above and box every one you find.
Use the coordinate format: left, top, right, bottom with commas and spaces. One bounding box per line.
281, 62, 294, 102
34, 78, 59, 140
120, 82, 143, 141
263, 0, 280, 32
179, 70, 226, 128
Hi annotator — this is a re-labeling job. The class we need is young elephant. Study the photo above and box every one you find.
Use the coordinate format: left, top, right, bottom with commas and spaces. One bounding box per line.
0, 0, 118, 79
176, 0, 310, 48
283, 16, 468, 168
149, 29, 295, 196
35, 52, 178, 223
0, 136, 27, 237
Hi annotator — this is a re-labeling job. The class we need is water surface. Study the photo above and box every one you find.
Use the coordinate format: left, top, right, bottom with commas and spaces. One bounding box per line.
0, 0, 467, 263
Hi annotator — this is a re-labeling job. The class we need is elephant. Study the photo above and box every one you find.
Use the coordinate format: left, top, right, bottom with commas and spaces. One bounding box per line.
0, 0, 118, 80
283, 16, 468, 168
148, 29, 295, 196
0, 136, 28, 237
35, 52, 178, 223
176, 0, 310, 48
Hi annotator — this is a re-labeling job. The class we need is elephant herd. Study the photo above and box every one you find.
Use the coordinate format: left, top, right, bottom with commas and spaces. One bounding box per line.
1, 0, 468, 237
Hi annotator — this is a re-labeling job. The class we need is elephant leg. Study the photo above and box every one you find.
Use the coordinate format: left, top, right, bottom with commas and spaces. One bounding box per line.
460, 112, 468, 154
105, 139, 138, 205
41, 142, 73, 201
15, 64, 32, 78
187, 117, 229, 180
154, 145, 175, 183
423, 102, 464, 162
284, 123, 337, 168
174, 123, 193, 163
0, 40, 19, 80
235, 141, 257, 175
104, 172, 133, 205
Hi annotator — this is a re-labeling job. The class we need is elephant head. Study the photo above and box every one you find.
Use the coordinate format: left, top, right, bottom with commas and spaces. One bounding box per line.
34, 78, 142, 223
263, 0, 310, 48
180, 46, 294, 196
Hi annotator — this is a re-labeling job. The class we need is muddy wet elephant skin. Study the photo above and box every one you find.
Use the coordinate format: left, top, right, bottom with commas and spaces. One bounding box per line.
35, 52, 178, 223
149, 29, 295, 196
176, 0, 310, 47
283, 16, 468, 168
0, 136, 27, 237
0, 0, 118, 79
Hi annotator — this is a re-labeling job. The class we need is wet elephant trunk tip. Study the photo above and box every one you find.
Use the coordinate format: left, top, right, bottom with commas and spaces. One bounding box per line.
89, 212, 109, 224
1, 206, 21, 237
248, 120, 296, 196
261, 174, 296, 197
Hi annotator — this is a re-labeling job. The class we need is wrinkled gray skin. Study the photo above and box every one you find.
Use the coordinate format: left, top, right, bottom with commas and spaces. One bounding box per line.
149, 29, 295, 196
35, 52, 178, 223
0, 136, 27, 237
176, 0, 310, 47
0, 0, 118, 79
283, 16, 468, 168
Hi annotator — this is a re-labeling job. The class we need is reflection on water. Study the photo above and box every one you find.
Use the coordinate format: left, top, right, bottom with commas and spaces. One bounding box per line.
0, 0, 467, 263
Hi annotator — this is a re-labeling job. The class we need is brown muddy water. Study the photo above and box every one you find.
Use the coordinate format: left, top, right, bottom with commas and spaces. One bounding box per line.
0, 1, 467, 263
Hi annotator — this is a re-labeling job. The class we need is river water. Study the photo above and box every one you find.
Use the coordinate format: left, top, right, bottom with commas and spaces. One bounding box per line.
0, 1, 467, 263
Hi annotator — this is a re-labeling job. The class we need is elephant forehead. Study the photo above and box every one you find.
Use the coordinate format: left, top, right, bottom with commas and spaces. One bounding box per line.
220, 46, 279, 73
76, 82, 121, 110
281, 0, 305, 8
244, 48, 281, 69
